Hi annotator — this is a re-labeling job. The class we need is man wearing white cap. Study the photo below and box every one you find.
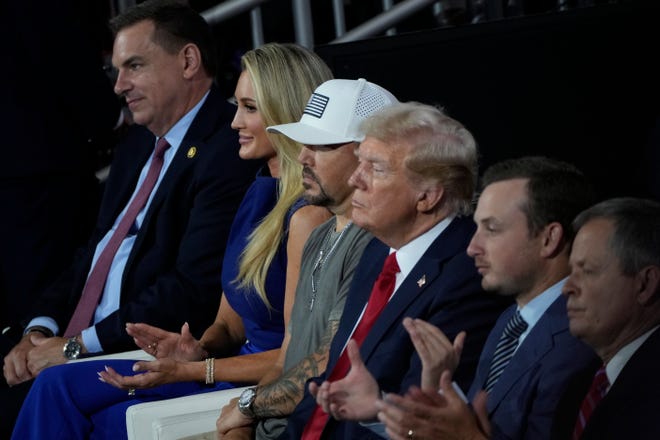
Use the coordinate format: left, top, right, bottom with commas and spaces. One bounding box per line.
216, 78, 398, 439
281, 101, 509, 439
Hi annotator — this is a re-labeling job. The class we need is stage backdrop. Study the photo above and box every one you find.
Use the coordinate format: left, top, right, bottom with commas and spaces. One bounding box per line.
316, 1, 659, 200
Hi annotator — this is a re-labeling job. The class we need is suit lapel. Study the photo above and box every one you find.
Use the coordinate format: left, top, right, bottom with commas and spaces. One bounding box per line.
100, 137, 154, 233
487, 296, 568, 413
140, 86, 224, 220
359, 217, 473, 363
138, 135, 198, 224
592, 327, 660, 416
127, 87, 225, 258
359, 251, 444, 362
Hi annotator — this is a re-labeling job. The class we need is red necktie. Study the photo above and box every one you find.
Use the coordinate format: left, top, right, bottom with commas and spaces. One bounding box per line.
64, 138, 171, 337
301, 252, 400, 439
572, 365, 609, 440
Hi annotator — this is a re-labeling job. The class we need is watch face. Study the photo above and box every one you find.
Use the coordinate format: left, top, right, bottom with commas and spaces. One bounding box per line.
239, 388, 256, 407
64, 338, 81, 360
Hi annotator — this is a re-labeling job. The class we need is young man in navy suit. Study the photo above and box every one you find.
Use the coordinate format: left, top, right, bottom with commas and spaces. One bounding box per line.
1, 1, 258, 436
281, 102, 508, 439
564, 197, 660, 440
374, 157, 601, 440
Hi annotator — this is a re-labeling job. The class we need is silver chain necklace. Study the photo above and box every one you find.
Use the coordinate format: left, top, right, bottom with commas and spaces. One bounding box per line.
309, 219, 353, 311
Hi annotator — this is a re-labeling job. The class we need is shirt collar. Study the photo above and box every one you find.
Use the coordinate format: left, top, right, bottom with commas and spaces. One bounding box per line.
392, 216, 454, 291
606, 325, 659, 387
518, 277, 566, 332
158, 89, 210, 154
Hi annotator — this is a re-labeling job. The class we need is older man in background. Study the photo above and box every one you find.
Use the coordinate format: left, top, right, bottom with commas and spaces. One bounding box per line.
564, 197, 660, 440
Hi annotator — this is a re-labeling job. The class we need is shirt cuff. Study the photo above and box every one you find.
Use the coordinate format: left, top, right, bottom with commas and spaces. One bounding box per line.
81, 327, 103, 353
360, 421, 388, 438
25, 317, 59, 337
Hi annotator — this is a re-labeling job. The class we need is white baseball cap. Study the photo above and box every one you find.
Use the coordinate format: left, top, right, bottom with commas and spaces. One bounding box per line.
267, 78, 398, 145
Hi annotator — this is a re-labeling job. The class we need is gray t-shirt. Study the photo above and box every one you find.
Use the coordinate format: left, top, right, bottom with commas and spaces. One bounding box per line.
256, 217, 373, 439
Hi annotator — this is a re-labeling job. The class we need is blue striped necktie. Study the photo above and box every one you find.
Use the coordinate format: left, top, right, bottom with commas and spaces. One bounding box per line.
484, 310, 528, 392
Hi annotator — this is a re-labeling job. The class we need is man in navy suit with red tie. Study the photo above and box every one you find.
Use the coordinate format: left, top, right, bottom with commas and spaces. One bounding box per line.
564, 197, 660, 440
1, 1, 259, 437
281, 102, 508, 439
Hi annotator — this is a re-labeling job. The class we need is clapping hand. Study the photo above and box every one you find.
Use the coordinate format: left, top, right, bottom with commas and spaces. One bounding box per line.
403, 317, 465, 391
376, 370, 490, 440
309, 339, 381, 421
126, 321, 206, 362
98, 357, 188, 390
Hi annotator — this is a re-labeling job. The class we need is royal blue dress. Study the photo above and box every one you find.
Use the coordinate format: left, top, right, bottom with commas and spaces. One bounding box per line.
11, 172, 303, 440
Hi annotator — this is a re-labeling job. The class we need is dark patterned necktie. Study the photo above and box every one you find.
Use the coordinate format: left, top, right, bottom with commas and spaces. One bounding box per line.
484, 310, 528, 392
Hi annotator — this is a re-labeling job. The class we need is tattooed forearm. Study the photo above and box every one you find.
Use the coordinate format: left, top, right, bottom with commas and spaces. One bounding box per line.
252, 320, 340, 418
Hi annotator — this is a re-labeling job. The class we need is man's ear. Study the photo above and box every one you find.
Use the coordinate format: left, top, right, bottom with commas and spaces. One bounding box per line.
636, 265, 660, 306
180, 43, 202, 78
539, 222, 564, 258
416, 186, 444, 213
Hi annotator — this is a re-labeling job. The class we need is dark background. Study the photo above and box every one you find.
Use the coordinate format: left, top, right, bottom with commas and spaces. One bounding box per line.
313, 1, 660, 201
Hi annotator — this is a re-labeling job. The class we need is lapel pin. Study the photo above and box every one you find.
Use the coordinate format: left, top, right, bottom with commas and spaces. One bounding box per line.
417, 275, 426, 287
187, 146, 197, 158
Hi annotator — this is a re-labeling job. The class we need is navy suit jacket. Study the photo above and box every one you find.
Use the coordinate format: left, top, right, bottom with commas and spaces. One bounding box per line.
27, 86, 262, 352
282, 216, 510, 439
468, 296, 600, 440
580, 327, 660, 440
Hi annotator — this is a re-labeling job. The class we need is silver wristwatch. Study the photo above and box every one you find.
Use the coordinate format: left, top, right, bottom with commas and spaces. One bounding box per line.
63, 337, 82, 360
237, 387, 257, 418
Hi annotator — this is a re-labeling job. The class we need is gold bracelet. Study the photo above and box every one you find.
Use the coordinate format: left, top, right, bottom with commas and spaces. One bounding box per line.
205, 358, 215, 385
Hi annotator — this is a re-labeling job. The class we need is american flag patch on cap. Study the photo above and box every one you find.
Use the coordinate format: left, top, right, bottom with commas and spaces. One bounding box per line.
303, 93, 329, 118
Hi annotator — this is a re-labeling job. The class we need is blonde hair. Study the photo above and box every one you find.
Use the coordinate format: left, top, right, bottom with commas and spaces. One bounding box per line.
361, 102, 478, 216
235, 43, 333, 307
